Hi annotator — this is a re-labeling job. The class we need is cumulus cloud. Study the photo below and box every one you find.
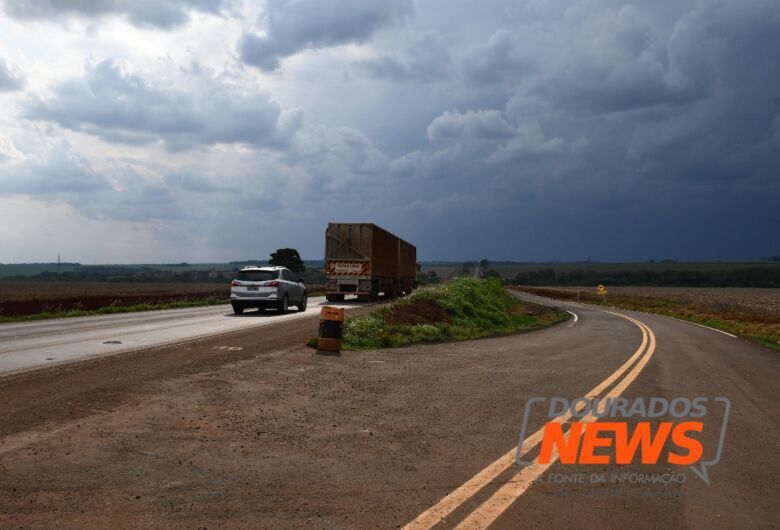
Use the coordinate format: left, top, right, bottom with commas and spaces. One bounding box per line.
354, 31, 453, 83
427, 109, 515, 141
0, 136, 22, 161
462, 28, 537, 85
239, 0, 413, 71
395, 109, 565, 193
2, 0, 779, 261
0, 56, 24, 91
0, 139, 108, 194
487, 122, 565, 164
0, 0, 231, 29
24, 58, 299, 150
461, 5, 707, 113
288, 125, 388, 194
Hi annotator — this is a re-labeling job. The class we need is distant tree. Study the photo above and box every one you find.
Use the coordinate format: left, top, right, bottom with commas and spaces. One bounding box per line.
479, 259, 490, 270
460, 261, 476, 277
485, 269, 501, 279
269, 248, 306, 273
417, 270, 441, 285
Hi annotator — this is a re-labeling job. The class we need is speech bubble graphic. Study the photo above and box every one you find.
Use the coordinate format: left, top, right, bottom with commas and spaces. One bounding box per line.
516, 397, 545, 466
689, 397, 731, 485
515, 396, 732, 485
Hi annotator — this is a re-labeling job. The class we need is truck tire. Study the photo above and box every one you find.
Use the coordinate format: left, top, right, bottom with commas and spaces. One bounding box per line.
326, 294, 345, 302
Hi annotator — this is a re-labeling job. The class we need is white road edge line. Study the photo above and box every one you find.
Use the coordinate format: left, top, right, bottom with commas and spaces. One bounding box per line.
566, 310, 578, 327
663, 315, 737, 337
513, 290, 737, 339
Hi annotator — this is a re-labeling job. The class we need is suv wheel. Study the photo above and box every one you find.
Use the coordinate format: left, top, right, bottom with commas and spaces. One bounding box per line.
298, 293, 307, 312
232, 304, 244, 315
278, 295, 289, 314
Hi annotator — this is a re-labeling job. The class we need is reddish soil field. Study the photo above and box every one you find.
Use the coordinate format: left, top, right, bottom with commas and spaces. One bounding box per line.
0, 281, 229, 317
512, 285, 780, 349
514, 286, 779, 322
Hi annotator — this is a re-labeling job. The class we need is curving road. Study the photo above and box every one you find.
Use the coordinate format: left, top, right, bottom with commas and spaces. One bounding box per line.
403, 291, 780, 529
0, 290, 777, 528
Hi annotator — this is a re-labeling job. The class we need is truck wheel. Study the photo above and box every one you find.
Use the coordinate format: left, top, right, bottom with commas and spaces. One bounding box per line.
232, 304, 244, 315
326, 294, 345, 302
298, 293, 308, 312
278, 295, 289, 314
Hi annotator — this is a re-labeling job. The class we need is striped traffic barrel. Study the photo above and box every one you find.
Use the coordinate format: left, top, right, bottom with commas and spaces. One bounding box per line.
317, 306, 344, 354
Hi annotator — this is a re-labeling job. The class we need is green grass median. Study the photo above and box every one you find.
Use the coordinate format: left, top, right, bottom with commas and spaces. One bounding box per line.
325, 278, 567, 351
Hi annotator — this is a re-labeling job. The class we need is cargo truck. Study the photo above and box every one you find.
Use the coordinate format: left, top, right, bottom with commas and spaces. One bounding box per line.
324, 223, 417, 302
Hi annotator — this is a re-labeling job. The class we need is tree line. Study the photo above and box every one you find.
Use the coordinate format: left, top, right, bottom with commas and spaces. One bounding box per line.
509, 267, 780, 287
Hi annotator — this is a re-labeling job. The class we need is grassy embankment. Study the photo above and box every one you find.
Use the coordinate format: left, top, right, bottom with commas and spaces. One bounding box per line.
511, 286, 780, 351
317, 278, 567, 351
0, 297, 227, 324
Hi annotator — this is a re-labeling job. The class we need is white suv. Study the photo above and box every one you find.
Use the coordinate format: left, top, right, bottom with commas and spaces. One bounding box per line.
230, 266, 307, 315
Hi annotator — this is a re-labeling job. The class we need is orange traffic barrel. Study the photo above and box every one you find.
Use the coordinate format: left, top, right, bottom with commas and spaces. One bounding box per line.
317, 306, 344, 354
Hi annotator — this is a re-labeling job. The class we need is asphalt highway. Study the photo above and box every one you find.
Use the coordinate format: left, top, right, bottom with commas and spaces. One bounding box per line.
0, 291, 776, 528
0, 297, 353, 375
405, 292, 779, 529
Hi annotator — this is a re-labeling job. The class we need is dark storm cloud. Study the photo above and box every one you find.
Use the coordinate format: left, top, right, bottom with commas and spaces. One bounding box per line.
372, 0, 780, 260
24, 58, 299, 150
1, 0, 230, 29
0, 56, 24, 91
239, 0, 413, 71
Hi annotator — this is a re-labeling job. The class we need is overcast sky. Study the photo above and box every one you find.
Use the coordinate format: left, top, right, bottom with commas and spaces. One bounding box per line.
0, 0, 777, 263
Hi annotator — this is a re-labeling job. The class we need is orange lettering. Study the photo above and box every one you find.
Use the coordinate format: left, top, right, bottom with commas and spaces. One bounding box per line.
668, 421, 704, 465
615, 422, 672, 464
539, 422, 582, 464
579, 422, 619, 464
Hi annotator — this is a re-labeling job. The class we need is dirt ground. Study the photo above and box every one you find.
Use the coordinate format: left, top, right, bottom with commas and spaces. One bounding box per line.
0, 309, 593, 529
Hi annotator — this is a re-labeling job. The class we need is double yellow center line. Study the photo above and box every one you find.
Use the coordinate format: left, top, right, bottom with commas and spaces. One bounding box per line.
404, 311, 657, 529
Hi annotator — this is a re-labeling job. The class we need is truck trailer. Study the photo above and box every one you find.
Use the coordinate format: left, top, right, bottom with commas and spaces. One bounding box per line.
324, 223, 417, 302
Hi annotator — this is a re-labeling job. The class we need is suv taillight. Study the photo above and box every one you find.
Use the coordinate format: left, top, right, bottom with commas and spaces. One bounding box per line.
231, 280, 241, 286
265, 280, 280, 287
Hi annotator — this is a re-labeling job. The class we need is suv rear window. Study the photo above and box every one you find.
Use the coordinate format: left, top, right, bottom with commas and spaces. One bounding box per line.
236, 270, 278, 282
